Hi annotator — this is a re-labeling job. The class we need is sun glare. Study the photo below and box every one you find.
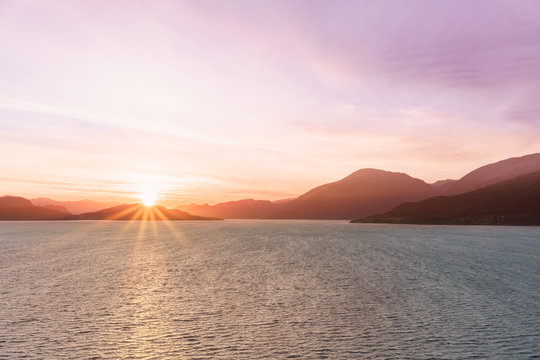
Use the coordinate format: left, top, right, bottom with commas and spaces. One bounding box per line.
140, 191, 157, 207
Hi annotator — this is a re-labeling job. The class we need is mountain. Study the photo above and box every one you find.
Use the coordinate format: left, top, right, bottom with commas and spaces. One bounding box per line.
42, 204, 71, 214
31, 198, 119, 215
0, 196, 219, 221
443, 153, 540, 195
431, 179, 458, 194
0, 196, 75, 220
271, 169, 437, 219
77, 204, 221, 220
183, 199, 277, 219
271, 198, 295, 205
352, 170, 540, 225
179, 198, 296, 219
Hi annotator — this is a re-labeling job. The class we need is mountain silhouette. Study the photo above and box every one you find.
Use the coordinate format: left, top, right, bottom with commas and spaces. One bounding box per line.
77, 204, 221, 220
444, 153, 540, 195
6, 153, 540, 223
42, 204, 71, 214
182, 199, 278, 219
0, 196, 75, 220
431, 179, 458, 194
31, 198, 119, 214
271, 169, 437, 219
352, 170, 540, 225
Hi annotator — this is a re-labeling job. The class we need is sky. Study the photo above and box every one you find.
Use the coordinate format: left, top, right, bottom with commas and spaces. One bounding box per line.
1, 0, 540, 206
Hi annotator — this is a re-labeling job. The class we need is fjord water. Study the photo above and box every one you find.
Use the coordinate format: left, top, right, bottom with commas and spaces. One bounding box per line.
1, 221, 539, 359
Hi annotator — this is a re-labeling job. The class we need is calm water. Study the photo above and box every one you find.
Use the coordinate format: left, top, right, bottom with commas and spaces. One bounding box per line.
0, 220, 539, 359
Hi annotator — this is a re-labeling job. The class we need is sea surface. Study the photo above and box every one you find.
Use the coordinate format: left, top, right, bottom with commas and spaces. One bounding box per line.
0, 220, 539, 359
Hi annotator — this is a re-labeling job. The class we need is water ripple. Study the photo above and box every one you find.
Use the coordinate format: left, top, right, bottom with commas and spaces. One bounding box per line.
0, 221, 539, 359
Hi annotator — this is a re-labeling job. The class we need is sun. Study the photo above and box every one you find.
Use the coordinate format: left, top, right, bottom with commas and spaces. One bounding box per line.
140, 190, 158, 207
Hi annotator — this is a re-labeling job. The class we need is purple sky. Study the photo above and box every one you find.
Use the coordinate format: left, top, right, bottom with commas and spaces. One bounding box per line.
1, 0, 539, 204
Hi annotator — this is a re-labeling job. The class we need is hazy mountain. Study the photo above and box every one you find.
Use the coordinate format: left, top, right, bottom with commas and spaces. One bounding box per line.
42, 204, 71, 214
13, 153, 540, 222
0, 196, 75, 220
183, 199, 277, 219
353, 170, 540, 225
31, 198, 119, 215
272, 198, 295, 205
431, 179, 458, 194
179, 198, 296, 219
77, 204, 221, 220
444, 153, 540, 195
176, 203, 198, 211
271, 169, 437, 219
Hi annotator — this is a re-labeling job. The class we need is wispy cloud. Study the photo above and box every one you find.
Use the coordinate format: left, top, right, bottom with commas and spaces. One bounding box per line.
1, 0, 540, 202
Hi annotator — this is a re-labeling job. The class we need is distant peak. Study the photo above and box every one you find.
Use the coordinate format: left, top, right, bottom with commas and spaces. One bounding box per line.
342, 168, 410, 181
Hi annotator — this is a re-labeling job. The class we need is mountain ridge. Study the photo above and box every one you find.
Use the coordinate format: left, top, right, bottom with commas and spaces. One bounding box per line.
269, 168, 437, 219
0, 196, 76, 220
444, 153, 540, 195
181, 199, 277, 219
5, 153, 540, 222
0, 196, 220, 221
352, 170, 540, 225
77, 203, 221, 221
31, 198, 119, 215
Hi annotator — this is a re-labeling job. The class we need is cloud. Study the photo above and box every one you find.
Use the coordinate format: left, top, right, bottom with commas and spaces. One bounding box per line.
289, 1, 540, 89
2, 0, 540, 201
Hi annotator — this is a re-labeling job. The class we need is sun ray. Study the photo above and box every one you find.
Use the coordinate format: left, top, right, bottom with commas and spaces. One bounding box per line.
149, 208, 160, 243
104, 204, 140, 220
115, 205, 147, 239
153, 206, 192, 250
134, 207, 150, 246
149, 207, 157, 221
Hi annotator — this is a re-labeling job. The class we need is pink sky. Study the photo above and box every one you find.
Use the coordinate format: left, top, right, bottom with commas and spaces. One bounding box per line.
1, 0, 539, 206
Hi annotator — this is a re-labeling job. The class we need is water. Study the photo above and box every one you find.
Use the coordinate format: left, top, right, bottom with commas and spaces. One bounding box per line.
0, 220, 539, 359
